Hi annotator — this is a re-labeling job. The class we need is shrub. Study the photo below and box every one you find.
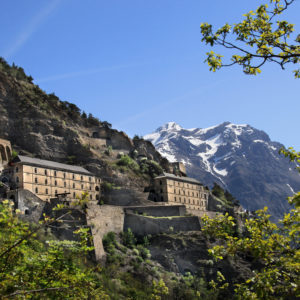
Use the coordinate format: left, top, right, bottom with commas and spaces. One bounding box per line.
117, 155, 139, 172
121, 228, 137, 248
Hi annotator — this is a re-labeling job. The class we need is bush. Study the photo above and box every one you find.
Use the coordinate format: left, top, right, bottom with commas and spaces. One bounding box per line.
121, 228, 137, 248
137, 245, 151, 259
117, 155, 139, 172
103, 232, 117, 252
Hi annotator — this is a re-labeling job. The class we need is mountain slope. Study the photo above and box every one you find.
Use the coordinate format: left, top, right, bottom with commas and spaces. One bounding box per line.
0, 58, 170, 205
145, 122, 300, 218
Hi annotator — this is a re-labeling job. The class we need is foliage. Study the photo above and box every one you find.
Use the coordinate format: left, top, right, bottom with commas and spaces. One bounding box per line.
0, 200, 109, 299
201, 148, 300, 299
0, 57, 33, 83
139, 159, 164, 178
200, 0, 300, 77
11, 150, 18, 159
105, 145, 113, 156
116, 155, 140, 172
211, 183, 239, 209
151, 279, 169, 300
121, 228, 137, 249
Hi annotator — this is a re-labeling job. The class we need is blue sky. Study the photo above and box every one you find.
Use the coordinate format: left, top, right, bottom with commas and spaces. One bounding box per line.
1, 0, 299, 149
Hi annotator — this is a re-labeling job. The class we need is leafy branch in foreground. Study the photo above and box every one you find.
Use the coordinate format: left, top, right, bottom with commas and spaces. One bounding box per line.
0, 200, 108, 299
200, 0, 300, 77
201, 148, 300, 299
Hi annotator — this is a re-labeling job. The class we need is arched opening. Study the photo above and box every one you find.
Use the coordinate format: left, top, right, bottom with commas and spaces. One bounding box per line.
0, 145, 7, 162
6, 146, 11, 160
95, 186, 100, 191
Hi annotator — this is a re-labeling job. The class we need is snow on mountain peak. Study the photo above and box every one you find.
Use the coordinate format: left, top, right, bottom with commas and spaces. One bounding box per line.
158, 122, 182, 132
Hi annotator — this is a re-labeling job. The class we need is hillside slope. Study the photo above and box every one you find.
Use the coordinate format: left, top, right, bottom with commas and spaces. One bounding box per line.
0, 58, 170, 204
145, 122, 300, 219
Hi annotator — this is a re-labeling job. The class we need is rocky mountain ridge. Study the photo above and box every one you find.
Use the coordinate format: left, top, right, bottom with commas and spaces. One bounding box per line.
0, 58, 170, 205
145, 121, 300, 219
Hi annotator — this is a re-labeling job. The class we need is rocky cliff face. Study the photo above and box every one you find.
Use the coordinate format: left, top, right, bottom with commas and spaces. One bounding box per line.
0, 59, 170, 202
145, 122, 300, 219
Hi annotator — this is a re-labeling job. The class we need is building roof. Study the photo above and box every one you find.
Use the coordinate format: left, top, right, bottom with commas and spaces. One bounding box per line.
155, 172, 202, 185
14, 155, 93, 175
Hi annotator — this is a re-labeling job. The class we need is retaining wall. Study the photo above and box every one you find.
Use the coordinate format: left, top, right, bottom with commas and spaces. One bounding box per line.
124, 214, 201, 237
124, 205, 186, 217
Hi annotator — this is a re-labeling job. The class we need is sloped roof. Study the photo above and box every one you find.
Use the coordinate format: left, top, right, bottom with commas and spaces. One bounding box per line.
155, 172, 202, 185
15, 155, 93, 175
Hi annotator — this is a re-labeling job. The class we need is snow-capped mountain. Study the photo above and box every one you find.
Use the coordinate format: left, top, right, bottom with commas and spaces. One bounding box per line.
145, 122, 300, 219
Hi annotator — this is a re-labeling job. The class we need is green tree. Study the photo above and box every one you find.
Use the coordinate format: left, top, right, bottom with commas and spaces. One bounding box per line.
200, 0, 300, 77
201, 148, 300, 299
0, 200, 109, 299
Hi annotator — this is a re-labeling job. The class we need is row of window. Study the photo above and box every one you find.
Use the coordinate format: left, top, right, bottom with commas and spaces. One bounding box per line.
15, 166, 95, 182
34, 187, 99, 200
173, 196, 207, 206
32, 177, 99, 191
160, 179, 204, 190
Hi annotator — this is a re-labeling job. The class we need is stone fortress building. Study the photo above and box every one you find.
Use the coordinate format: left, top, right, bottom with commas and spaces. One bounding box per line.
7, 155, 101, 202
153, 172, 209, 213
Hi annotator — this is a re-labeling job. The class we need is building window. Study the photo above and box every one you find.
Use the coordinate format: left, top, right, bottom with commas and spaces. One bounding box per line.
54, 171, 57, 177
95, 186, 99, 191
55, 180, 57, 186
174, 189, 176, 193
73, 183, 75, 189
46, 188, 48, 194
160, 189, 163, 193
160, 180, 162, 185
73, 192, 75, 198
89, 186, 91, 191
63, 173, 66, 178
72, 174, 75, 179
81, 184, 84, 189
45, 179, 48, 185
89, 177, 91, 182
90, 194, 92, 200
81, 176, 83, 181
55, 190, 58, 195
64, 182, 66, 187
35, 187, 38, 193
174, 197, 176, 202
34, 168, 37, 174
96, 195, 99, 200
16, 167, 19, 173
44, 170, 47, 175
35, 177, 38, 184
16, 176, 19, 183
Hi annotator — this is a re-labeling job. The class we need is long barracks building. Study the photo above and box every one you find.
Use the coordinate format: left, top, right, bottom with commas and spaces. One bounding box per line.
153, 172, 209, 212
9, 155, 101, 202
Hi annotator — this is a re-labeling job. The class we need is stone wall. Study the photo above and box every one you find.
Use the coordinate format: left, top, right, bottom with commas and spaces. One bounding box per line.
7, 189, 45, 223
124, 205, 186, 217
87, 204, 125, 261
186, 208, 218, 219
124, 214, 201, 237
